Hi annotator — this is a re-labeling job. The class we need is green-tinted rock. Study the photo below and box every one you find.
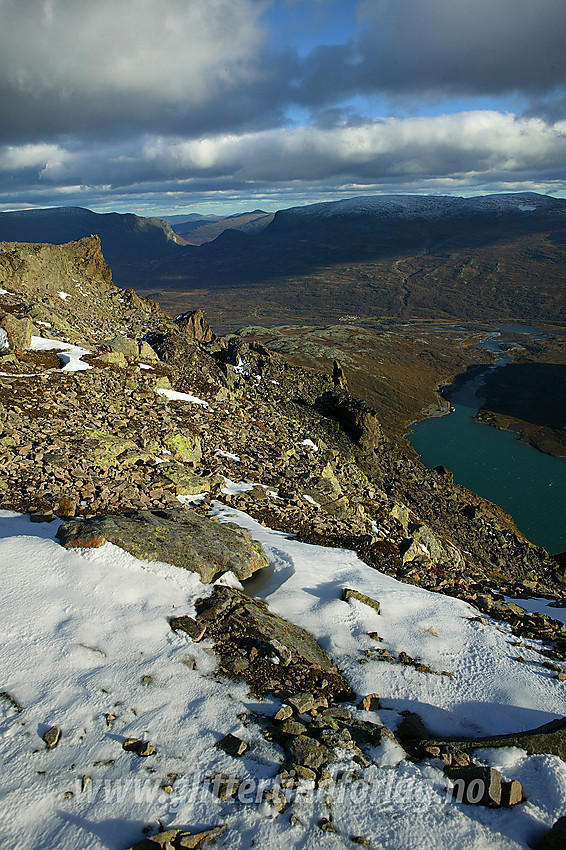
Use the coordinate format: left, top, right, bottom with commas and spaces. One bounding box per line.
0, 314, 32, 352
94, 351, 128, 367
100, 334, 139, 359
84, 429, 151, 467
139, 340, 160, 362
164, 433, 202, 464
286, 734, 334, 770
154, 376, 172, 389
342, 587, 380, 614
56, 507, 269, 582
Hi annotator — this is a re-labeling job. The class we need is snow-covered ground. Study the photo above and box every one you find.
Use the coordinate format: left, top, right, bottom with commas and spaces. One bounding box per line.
30, 335, 92, 372
1, 501, 565, 850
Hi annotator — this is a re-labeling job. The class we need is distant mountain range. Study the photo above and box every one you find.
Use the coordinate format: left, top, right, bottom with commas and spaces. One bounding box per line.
1, 193, 565, 329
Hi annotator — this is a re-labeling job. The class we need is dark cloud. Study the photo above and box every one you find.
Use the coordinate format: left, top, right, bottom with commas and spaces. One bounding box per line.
291, 0, 566, 110
0, 0, 271, 142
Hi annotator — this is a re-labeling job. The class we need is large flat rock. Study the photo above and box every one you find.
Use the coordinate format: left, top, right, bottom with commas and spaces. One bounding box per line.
56, 508, 269, 583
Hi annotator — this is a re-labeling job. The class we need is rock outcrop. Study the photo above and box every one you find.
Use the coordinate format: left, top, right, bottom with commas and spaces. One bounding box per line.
192, 586, 354, 701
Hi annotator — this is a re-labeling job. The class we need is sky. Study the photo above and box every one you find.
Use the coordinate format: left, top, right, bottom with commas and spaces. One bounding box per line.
1, 0, 566, 216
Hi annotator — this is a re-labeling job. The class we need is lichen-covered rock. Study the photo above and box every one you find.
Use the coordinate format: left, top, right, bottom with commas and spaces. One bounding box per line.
100, 334, 140, 359
56, 508, 269, 582
126, 825, 227, 850
0, 314, 32, 352
163, 432, 202, 464
93, 351, 128, 367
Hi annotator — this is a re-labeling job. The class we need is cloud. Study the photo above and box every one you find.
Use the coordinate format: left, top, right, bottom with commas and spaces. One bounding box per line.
0, 0, 267, 140
288, 0, 566, 114
2, 111, 565, 206
1, 0, 565, 210
356, 0, 566, 98
140, 112, 566, 184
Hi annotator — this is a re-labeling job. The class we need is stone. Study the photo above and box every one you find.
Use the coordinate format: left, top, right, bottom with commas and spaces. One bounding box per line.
501, 780, 523, 807
138, 340, 160, 362
0, 691, 22, 714
93, 350, 126, 367
413, 717, 566, 762
56, 507, 269, 583
286, 734, 334, 771
0, 314, 32, 352
533, 816, 566, 850
288, 692, 316, 714
358, 693, 380, 711
314, 390, 381, 452
170, 616, 207, 642
163, 433, 202, 464
30, 512, 54, 523
279, 720, 309, 736
217, 733, 249, 757
445, 766, 502, 807
342, 588, 380, 614
122, 738, 155, 757
100, 334, 139, 359
194, 587, 353, 703
291, 764, 317, 782
332, 359, 348, 390
43, 726, 62, 749
126, 825, 227, 850
54, 496, 77, 518
274, 705, 294, 722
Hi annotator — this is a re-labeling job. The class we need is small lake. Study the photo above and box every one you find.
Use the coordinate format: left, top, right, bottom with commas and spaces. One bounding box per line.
408, 330, 566, 556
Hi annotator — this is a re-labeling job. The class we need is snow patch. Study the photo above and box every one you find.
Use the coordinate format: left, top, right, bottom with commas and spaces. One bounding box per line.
156, 388, 209, 407
29, 335, 92, 371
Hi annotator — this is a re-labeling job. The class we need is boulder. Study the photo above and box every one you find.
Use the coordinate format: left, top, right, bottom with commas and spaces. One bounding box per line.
100, 334, 139, 359
194, 586, 353, 702
315, 390, 381, 452
217, 733, 249, 757
0, 314, 32, 352
56, 508, 269, 583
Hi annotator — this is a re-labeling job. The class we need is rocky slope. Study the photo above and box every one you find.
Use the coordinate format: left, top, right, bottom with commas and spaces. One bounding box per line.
1, 237, 566, 849
0, 236, 564, 635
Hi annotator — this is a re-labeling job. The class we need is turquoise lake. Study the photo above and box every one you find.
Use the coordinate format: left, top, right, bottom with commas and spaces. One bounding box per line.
408, 334, 566, 556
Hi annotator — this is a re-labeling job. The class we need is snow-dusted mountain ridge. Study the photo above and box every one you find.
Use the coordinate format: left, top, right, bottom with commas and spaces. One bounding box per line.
279, 192, 566, 221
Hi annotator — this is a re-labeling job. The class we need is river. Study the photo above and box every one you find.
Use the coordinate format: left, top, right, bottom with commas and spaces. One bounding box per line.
408, 328, 566, 556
